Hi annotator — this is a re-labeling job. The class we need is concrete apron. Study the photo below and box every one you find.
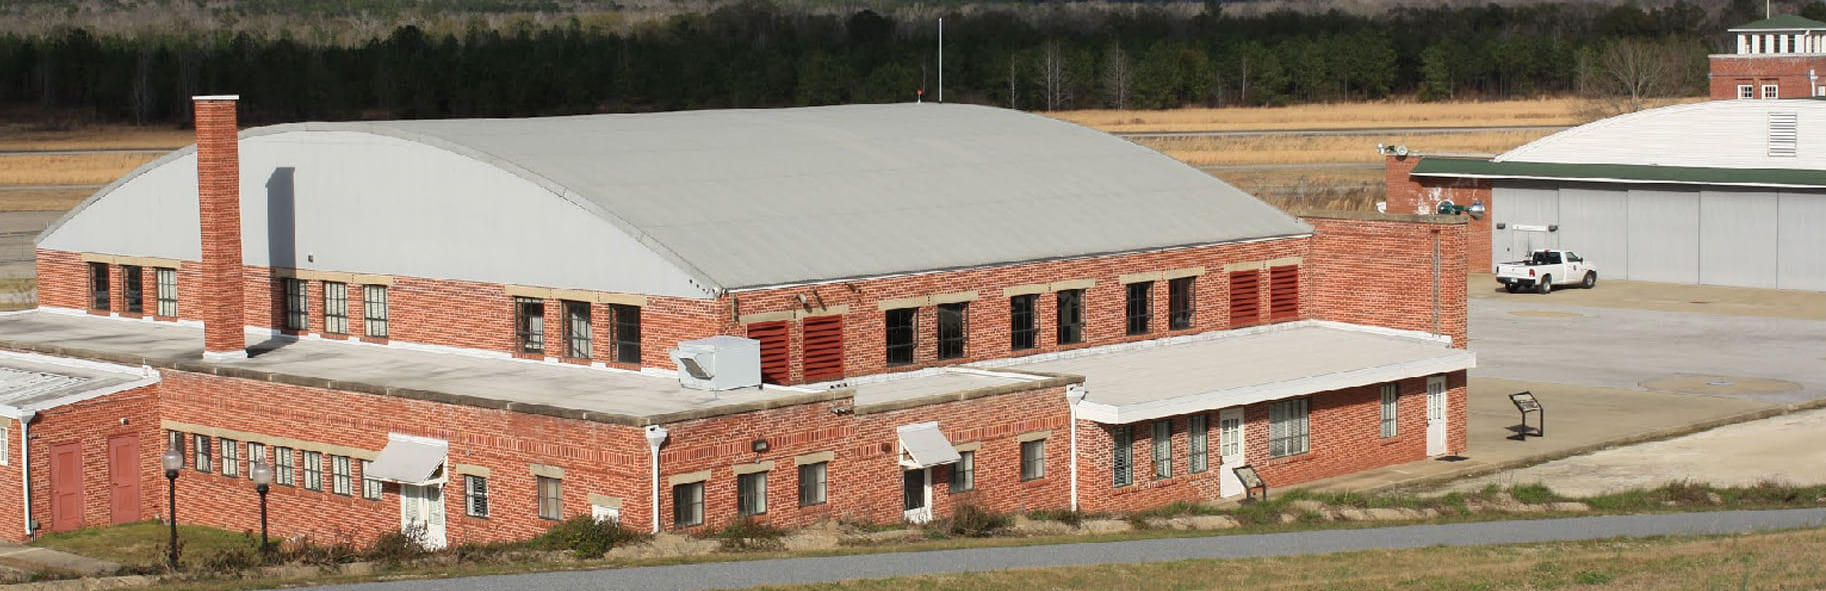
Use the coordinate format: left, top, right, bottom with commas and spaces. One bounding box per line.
1291, 376, 1825, 495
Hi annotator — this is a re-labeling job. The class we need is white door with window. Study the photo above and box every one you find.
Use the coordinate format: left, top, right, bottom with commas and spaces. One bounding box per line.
902, 468, 932, 524
1217, 408, 1246, 498
400, 484, 448, 549
1426, 376, 1448, 457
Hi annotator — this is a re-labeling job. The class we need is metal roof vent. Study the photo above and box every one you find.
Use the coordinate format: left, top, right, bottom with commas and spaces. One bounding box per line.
1769, 112, 1799, 157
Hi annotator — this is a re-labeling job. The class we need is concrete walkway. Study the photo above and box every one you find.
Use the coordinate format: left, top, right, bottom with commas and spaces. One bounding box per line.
0, 541, 121, 577
302, 509, 1826, 591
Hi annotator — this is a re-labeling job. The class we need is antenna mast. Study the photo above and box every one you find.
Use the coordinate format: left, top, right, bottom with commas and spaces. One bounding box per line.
938, 18, 944, 103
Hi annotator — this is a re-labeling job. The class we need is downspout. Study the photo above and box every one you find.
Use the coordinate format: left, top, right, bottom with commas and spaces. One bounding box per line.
643, 425, 668, 534
19, 410, 36, 540
1064, 384, 1087, 512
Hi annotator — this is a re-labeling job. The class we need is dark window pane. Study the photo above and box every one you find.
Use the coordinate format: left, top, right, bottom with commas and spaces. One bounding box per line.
89, 262, 110, 311
936, 303, 967, 360
1126, 282, 1151, 336
122, 265, 143, 314
1056, 290, 1084, 345
1168, 277, 1196, 330
515, 297, 545, 354
885, 308, 917, 366
564, 301, 592, 359
612, 304, 642, 364
1009, 295, 1038, 350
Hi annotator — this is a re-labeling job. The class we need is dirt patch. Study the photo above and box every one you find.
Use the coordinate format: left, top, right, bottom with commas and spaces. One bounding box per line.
1640, 374, 1803, 397
1507, 310, 1582, 318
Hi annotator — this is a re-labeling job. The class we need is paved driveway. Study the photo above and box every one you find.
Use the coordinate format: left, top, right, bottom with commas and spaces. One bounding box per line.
1469, 284, 1826, 405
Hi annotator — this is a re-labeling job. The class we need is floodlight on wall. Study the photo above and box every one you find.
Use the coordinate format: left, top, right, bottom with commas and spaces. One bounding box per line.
1467, 200, 1487, 219
751, 438, 770, 454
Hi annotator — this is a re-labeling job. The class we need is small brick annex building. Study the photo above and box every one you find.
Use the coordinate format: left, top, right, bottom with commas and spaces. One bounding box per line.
1707, 15, 1826, 100
0, 96, 1473, 547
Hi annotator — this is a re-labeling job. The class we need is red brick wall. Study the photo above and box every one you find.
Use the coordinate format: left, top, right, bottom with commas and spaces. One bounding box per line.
38, 233, 1316, 382
1385, 156, 1492, 272
1708, 55, 1826, 99
1304, 215, 1469, 348
0, 384, 161, 543
1073, 371, 1467, 512
156, 371, 650, 547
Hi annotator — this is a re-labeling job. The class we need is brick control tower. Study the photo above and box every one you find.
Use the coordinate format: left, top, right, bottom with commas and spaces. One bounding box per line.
1709, 15, 1826, 100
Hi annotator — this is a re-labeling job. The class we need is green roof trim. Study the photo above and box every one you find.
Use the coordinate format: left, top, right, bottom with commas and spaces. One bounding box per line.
1410, 157, 1826, 189
1731, 15, 1826, 30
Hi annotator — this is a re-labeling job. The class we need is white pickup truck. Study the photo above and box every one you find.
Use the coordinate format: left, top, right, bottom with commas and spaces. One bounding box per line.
1496, 249, 1597, 294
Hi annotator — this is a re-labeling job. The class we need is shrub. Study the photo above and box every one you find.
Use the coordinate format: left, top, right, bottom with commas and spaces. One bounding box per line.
366, 526, 429, 565
448, 541, 524, 564
1025, 509, 1085, 527
1660, 480, 1714, 505
711, 516, 788, 552
1508, 483, 1557, 504
281, 539, 359, 567
945, 503, 1011, 538
198, 546, 260, 573
533, 516, 646, 558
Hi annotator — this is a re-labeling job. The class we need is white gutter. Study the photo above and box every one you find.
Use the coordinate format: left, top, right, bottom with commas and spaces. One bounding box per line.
1065, 384, 1087, 512
643, 425, 668, 534
19, 410, 35, 539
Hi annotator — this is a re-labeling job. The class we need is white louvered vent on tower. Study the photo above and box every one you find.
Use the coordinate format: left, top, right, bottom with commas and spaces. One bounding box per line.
1768, 112, 1799, 157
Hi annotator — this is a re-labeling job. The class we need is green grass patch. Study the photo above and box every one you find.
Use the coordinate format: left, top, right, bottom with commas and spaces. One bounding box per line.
32, 520, 257, 571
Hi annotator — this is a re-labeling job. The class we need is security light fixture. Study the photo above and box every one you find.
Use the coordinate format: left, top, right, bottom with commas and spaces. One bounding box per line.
751, 438, 770, 454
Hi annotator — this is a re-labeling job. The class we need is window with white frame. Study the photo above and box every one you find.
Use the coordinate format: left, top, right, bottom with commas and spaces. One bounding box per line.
274, 446, 295, 486
361, 460, 383, 500
949, 451, 975, 492
1763, 84, 1780, 99
1739, 84, 1756, 99
194, 434, 212, 473
1380, 383, 1400, 438
1269, 399, 1311, 458
331, 455, 352, 496
1020, 439, 1046, 481
673, 482, 704, 527
303, 451, 323, 491
1152, 420, 1172, 480
737, 471, 768, 516
798, 462, 828, 506
537, 476, 562, 520
1188, 414, 1208, 474
464, 475, 490, 517
246, 442, 266, 478
324, 282, 349, 334
156, 267, 179, 317
221, 438, 240, 477
1112, 425, 1133, 487
363, 285, 389, 338
0, 425, 9, 466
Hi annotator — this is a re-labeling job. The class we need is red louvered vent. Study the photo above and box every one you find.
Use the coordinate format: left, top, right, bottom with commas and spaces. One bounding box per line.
800, 315, 845, 383
1228, 270, 1261, 328
747, 321, 791, 385
1269, 265, 1300, 322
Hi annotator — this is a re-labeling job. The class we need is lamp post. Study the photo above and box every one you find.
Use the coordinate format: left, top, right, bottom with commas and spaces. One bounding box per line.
250, 461, 273, 556
161, 447, 184, 570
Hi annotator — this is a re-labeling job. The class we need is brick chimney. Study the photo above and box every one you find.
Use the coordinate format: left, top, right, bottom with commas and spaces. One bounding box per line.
194, 95, 246, 360
1383, 154, 1423, 214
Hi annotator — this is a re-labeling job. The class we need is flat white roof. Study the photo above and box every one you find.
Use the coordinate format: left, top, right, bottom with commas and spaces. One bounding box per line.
0, 350, 158, 419
1002, 322, 1477, 424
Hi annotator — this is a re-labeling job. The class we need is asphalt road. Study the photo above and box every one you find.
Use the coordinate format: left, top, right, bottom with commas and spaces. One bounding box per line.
301, 509, 1826, 591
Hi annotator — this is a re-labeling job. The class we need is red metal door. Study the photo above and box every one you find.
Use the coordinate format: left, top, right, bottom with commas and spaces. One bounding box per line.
49, 443, 82, 532
108, 436, 141, 524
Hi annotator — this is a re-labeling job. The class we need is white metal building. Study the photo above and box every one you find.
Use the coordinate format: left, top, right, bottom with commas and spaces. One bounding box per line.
1412, 100, 1826, 291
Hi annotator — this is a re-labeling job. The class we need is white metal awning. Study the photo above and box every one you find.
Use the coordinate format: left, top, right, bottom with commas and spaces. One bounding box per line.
364, 434, 449, 485
896, 422, 961, 468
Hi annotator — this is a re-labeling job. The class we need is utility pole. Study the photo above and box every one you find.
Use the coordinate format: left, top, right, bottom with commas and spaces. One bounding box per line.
938, 18, 944, 103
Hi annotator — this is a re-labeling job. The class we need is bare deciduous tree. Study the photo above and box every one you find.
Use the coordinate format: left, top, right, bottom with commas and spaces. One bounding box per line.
1101, 43, 1132, 109
1037, 39, 1069, 110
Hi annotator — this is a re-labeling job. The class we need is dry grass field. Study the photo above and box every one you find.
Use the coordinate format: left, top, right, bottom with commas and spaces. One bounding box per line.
1142, 130, 1554, 167
1049, 96, 1704, 133
0, 124, 192, 151
0, 153, 158, 186
757, 528, 1826, 591
0, 190, 92, 212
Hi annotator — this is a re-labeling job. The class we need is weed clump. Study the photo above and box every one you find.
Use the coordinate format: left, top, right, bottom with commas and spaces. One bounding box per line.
709, 517, 788, 552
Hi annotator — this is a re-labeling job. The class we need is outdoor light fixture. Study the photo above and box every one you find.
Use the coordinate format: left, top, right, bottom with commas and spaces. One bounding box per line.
250, 461, 274, 555
751, 438, 770, 454
161, 446, 184, 570
1467, 200, 1487, 219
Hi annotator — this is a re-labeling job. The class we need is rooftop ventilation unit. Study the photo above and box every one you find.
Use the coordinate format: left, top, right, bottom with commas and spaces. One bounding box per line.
668, 336, 763, 391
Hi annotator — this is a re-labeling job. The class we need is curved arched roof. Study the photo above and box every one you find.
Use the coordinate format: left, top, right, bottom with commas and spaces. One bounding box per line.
1496, 100, 1826, 170
48, 103, 1309, 292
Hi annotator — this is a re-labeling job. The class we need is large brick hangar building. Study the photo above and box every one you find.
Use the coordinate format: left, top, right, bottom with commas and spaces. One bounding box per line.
0, 96, 1472, 546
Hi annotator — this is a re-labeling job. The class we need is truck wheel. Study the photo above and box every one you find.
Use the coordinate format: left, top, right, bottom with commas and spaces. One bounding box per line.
1582, 272, 1597, 289
1505, 283, 1520, 293
1537, 275, 1552, 294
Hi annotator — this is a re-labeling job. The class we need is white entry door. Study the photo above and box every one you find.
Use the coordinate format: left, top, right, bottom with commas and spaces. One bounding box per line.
902, 468, 932, 524
400, 483, 448, 549
1217, 408, 1245, 498
1426, 376, 1448, 457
